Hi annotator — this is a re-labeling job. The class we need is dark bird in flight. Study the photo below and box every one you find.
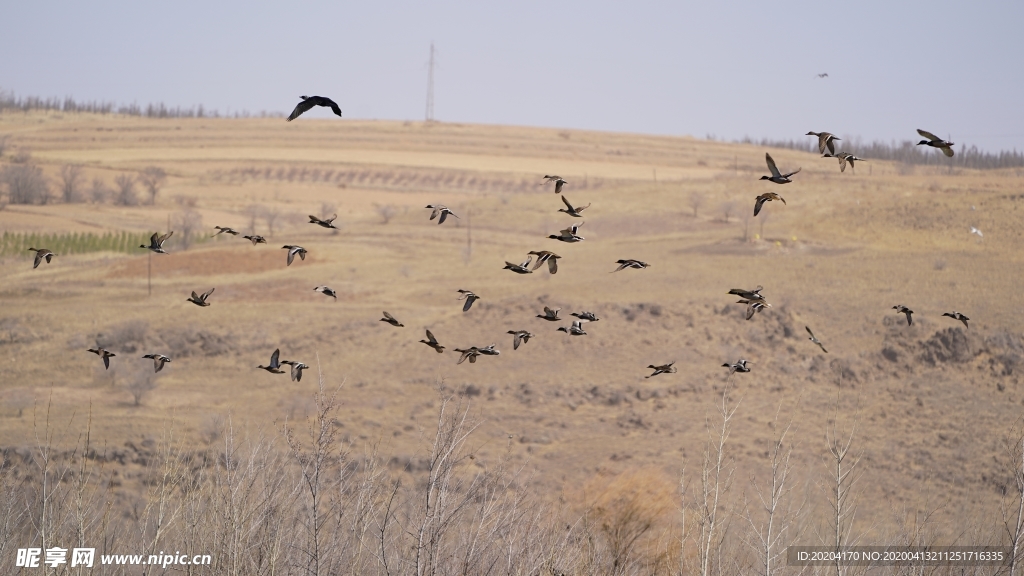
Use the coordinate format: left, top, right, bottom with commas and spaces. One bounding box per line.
87, 347, 116, 370
314, 286, 337, 300
823, 152, 864, 173
140, 231, 173, 254
380, 311, 404, 327
287, 96, 342, 121
646, 363, 677, 378
558, 320, 588, 336
457, 289, 480, 312
426, 205, 459, 224
527, 250, 561, 274
558, 195, 590, 217
815, 73, 829, 78
942, 311, 970, 329
760, 153, 800, 184
257, 349, 286, 374
728, 285, 764, 300
455, 347, 490, 365
507, 330, 534, 350
282, 245, 307, 266
806, 131, 840, 155
805, 326, 828, 353
243, 235, 267, 245
612, 259, 650, 272
536, 306, 561, 322
893, 305, 914, 326
420, 330, 445, 353
722, 359, 750, 374
28, 248, 55, 269
549, 222, 585, 243
142, 353, 172, 373
754, 192, 786, 216
543, 175, 567, 194
503, 256, 534, 274
213, 226, 239, 236
280, 360, 309, 382
916, 129, 954, 157
187, 288, 215, 307
737, 298, 771, 320
309, 214, 339, 229
571, 311, 599, 322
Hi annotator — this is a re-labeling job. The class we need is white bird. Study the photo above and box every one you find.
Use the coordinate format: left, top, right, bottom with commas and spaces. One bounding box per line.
970, 227, 983, 238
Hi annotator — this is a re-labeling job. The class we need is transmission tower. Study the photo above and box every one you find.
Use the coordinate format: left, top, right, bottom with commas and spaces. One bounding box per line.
425, 42, 435, 122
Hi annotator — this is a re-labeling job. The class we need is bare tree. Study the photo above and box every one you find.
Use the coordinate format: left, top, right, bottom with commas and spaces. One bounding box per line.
689, 192, 705, 218
172, 209, 204, 250
59, 165, 84, 203
691, 383, 738, 576
1, 164, 50, 204
719, 201, 735, 224
90, 178, 111, 204
261, 205, 280, 236
1001, 421, 1024, 576
139, 166, 167, 205
820, 362, 863, 576
113, 173, 138, 206
374, 203, 398, 224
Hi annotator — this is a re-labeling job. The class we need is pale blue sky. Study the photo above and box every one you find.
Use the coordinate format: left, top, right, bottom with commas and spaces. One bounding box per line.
2, 1, 1022, 151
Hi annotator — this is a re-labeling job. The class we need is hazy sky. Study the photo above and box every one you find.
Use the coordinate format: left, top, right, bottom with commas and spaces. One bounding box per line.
2, 1, 1022, 152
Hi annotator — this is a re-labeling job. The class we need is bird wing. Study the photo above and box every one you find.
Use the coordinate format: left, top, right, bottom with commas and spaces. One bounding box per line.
382, 311, 395, 322
512, 333, 522, 350
941, 146, 954, 157
555, 180, 564, 194
429, 207, 440, 220
33, 251, 44, 268
287, 98, 317, 121
438, 210, 448, 224
837, 156, 847, 172
805, 326, 816, 339
520, 255, 532, 268
782, 167, 801, 178
190, 291, 200, 301
547, 256, 558, 274
270, 348, 281, 367
326, 99, 342, 117
426, 330, 438, 344
825, 135, 837, 155
765, 153, 781, 178
561, 195, 575, 211
745, 302, 757, 320
202, 287, 215, 300
463, 297, 474, 312
157, 231, 173, 246
917, 129, 940, 141
754, 196, 767, 217
286, 248, 296, 266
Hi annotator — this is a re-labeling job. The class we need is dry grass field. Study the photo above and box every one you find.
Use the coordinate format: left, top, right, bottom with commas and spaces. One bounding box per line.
2, 111, 1024, 572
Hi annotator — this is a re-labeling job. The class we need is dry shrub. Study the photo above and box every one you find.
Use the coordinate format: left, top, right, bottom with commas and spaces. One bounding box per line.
94, 319, 150, 353
585, 468, 677, 574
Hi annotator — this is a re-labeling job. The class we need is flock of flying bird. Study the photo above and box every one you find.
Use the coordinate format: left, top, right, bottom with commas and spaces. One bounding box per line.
21, 95, 972, 382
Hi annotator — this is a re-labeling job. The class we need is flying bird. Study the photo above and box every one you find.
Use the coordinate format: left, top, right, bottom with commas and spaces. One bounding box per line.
549, 222, 585, 243
243, 235, 266, 245
457, 289, 480, 312
823, 152, 864, 173
27, 247, 55, 269
142, 353, 172, 373
314, 286, 337, 300
722, 359, 750, 374
814, 73, 829, 78
282, 245, 307, 266
140, 231, 173, 254
806, 131, 840, 155
280, 360, 309, 382
420, 330, 445, 353
309, 214, 339, 229
571, 311, 599, 322
287, 95, 342, 121
543, 175, 567, 194
728, 285, 764, 300
970, 227, 983, 238
426, 205, 459, 224
536, 306, 561, 322
507, 330, 534, 350
454, 347, 493, 365
805, 326, 828, 353
558, 195, 590, 217
646, 363, 677, 378
893, 305, 914, 326
558, 320, 588, 336
942, 311, 970, 329
380, 311, 404, 327
612, 259, 650, 272
754, 192, 786, 216
737, 298, 771, 320
257, 349, 286, 374
760, 153, 800, 184
916, 129, 954, 157
527, 251, 561, 274
87, 347, 116, 370
503, 256, 534, 274
213, 226, 239, 236
187, 288, 215, 307
476, 344, 500, 356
